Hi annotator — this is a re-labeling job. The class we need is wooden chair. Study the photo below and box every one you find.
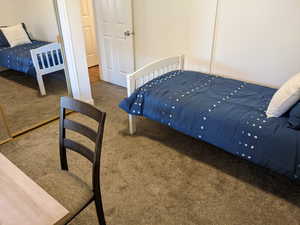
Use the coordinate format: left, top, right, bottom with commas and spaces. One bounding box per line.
37, 96, 107, 225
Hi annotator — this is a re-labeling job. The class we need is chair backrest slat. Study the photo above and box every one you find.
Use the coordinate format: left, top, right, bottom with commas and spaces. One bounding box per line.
64, 119, 97, 143
59, 96, 106, 167
59, 96, 107, 225
64, 139, 94, 163
61, 97, 101, 122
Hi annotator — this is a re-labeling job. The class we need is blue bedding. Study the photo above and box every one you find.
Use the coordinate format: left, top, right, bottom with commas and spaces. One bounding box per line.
120, 70, 300, 180
0, 41, 50, 76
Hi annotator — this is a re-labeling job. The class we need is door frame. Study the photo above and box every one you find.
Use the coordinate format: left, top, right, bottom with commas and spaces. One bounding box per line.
91, 0, 102, 80
55, 0, 136, 101
54, 0, 94, 104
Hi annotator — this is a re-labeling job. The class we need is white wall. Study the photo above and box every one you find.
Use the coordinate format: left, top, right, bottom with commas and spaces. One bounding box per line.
0, 0, 59, 42
0, 0, 26, 25
187, 0, 218, 73
23, 0, 59, 42
133, 0, 300, 88
212, 0, 300, 88
133, 0, 190, 69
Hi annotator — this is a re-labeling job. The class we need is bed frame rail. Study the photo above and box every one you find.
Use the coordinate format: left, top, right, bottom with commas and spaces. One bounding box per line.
31, 43, 65, 96
127, 55, 185, 135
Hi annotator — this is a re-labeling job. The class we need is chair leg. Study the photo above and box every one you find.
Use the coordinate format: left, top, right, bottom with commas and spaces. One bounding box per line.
36, 73, 46, 96
95, 198, 106, 225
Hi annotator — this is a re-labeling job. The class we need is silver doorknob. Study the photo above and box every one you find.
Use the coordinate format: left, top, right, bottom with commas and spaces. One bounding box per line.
124, 30, 135, 37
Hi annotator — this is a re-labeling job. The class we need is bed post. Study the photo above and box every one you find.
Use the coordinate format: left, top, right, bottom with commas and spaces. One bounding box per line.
30, 50, 46, 96
128, 115, 136, 135
127, 75, 136, 135
36, 73, 46, 96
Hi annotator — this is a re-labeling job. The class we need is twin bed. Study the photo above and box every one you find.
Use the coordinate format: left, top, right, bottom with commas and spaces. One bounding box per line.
0, 40, 64, 96
120, 56, 300, 180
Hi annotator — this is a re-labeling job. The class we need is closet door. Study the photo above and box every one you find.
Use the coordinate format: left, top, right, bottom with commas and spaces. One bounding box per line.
80, 0, 99, 67
212, 0, 300, 88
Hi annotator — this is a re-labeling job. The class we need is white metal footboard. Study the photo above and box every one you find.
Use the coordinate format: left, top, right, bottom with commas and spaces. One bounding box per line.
30, 43, 65, 96
127, 55, 185, 135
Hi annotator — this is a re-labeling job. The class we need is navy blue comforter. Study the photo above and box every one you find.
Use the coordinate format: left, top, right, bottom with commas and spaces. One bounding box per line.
120, 70, 300, 180
0, 41, 49, 76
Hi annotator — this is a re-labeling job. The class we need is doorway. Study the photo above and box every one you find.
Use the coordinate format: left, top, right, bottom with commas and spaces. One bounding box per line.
80, 0, 101, 85
55, 0, 136, 104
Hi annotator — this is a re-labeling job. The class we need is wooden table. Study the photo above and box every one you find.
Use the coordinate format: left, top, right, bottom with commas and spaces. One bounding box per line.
0, 153, 69, 225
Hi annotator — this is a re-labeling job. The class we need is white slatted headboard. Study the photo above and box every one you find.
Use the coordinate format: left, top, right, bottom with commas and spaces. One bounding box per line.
30, 43, 65, 95
126, 55, 185, 135
127, 55, 184, 97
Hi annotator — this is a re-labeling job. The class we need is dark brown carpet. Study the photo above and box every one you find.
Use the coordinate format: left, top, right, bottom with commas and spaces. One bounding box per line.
1, 81, 300, 225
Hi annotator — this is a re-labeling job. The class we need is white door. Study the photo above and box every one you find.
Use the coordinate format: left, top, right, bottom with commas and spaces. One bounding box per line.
80, 0, 99, 67
94, 0, 135, 87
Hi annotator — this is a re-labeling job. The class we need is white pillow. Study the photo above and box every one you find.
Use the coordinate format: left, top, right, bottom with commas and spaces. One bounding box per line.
266, 72, 300, 118
1, 24, 31, 47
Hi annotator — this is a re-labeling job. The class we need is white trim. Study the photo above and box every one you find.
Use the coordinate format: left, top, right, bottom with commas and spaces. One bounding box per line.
53, 0, 72, 96
55, 0, 94, 104
209, 0, 220, 75
92, 0, 103, 81
126, 55, 184, 135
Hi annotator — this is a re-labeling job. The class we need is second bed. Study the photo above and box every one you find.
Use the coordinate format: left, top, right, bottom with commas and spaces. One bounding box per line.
120, 56, 300, 180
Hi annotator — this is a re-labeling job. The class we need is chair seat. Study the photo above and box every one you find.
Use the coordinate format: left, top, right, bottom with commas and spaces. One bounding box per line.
36, 171, 94, 224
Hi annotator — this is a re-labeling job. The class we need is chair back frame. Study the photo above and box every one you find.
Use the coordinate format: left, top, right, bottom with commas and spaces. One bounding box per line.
59, 96, 107, 225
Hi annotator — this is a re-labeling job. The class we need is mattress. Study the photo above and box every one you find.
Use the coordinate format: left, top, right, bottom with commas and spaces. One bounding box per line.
0, 41, 49, 76
120, 70, 300, 180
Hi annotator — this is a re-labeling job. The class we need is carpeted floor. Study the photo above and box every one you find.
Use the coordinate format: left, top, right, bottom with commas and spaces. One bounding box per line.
0, 70, 68, 135
0, 66, 100, 135
0, 107, 10, 142
1, 81, 300, 225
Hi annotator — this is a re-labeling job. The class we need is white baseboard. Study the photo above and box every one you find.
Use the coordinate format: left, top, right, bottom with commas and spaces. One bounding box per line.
86, 98, 95, 105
